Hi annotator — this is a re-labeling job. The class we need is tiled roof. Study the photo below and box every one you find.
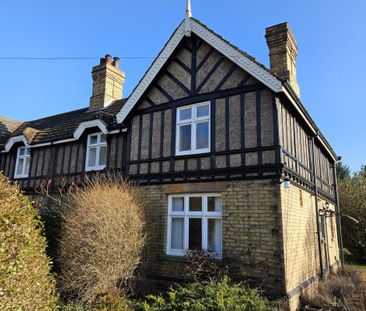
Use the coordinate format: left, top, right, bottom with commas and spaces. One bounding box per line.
192, 18, 285, 83
1, 99, 126, 148
0, 117, 22, 145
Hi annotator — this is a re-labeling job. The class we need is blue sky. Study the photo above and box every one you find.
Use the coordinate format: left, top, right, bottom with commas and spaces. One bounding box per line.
0, 0, 365, 172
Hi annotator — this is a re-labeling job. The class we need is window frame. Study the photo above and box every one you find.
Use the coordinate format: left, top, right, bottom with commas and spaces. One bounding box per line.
166, 193, 222, 257
85, 132, 108, 172
14, 146, 31, 179
175, 102, 211, 156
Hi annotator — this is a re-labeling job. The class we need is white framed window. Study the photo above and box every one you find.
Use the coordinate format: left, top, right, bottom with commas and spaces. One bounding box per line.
14, 146, 31, 178
167, 194, 222, 257
85, 132, 107, 171
176, 102, 210, 155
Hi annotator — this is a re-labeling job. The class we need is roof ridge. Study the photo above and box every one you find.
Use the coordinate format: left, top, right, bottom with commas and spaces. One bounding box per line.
0, 115, 22, 123
21, 107, 89, 124
20, 98, 128, 124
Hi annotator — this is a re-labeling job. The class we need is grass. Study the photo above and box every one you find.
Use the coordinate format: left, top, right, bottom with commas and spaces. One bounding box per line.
347, 264, 366, 288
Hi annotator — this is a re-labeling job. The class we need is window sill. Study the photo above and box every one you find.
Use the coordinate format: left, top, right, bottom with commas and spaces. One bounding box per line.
13, 175, 29, 179
85, 166, 106, 172
160, 253, 223, 262
175, 150, 211, 157
159, 254, 187, 262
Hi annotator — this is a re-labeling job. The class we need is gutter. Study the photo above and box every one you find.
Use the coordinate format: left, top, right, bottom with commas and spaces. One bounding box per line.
1, 128, 128, 153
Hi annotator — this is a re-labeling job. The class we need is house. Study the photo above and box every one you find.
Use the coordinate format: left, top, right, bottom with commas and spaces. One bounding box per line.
0, 3, 342, 310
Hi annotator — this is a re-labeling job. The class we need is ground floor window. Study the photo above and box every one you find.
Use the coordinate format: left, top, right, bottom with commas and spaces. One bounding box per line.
167, 194, 222, 256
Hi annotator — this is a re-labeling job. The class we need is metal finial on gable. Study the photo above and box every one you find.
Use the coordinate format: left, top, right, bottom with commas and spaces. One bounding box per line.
184, 0, 192, 37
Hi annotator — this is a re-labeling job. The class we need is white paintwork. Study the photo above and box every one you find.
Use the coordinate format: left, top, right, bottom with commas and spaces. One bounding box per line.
29, 142, 52, 148
73, 119, 108, 139
53, 138, 77, 145
85, 132, 107, 172
14, 146, 31, 179
3, 135, 28, 153
166, 194, 222, 257
1, 126, 125, 153
175, 101, 210, 156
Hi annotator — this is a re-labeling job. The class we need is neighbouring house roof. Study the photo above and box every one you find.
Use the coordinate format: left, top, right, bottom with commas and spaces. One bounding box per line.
0, 99, 126, 151
0, 117, 22, 145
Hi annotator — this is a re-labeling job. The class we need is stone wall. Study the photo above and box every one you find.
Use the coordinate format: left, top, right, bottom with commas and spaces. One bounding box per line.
280, 183, 340, 310
137, 179, 285, 296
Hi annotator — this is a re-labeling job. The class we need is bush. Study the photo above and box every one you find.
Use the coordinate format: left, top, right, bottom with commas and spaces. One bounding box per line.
60, 292, 131, 311
0, 173, 57, 310
136, 276, 276, 311
302, 267, 365, 310
57, 176, 146, 303
184, 250, 227, 283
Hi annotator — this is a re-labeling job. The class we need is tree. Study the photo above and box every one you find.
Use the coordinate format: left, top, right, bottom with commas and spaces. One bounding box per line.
337, 161, 351, 180
0, 173, 57, 310
338, 166, 366, 263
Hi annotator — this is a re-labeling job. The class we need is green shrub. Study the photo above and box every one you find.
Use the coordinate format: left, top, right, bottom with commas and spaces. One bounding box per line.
59, 292, 131, 311
0, 173, 57, 310
136, 276, 275, 311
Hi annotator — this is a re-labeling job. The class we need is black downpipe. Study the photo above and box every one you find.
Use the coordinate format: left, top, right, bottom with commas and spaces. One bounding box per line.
332, 161, 345, 265
310, 135, 324, 277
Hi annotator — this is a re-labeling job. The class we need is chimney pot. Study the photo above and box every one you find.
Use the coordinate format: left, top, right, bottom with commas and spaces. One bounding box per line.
105, 54, 112, 64
265, 22, 300, 97
112, 56, 120, 68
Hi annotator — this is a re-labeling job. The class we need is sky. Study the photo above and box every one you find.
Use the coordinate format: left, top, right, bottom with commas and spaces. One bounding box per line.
0, 0, 365, 172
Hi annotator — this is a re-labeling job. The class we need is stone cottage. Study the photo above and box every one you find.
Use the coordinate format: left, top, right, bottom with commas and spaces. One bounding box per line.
0, 4, 342, 310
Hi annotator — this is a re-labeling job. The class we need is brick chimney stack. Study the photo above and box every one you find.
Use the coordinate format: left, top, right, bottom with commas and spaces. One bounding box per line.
89, 54, 126, 110
265, 23, 300, 97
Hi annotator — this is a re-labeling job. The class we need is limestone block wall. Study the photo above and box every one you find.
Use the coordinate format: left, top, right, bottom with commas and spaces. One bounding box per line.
137, 179, 285, 296
323, 201, 340, 268
280, 183, 340, 300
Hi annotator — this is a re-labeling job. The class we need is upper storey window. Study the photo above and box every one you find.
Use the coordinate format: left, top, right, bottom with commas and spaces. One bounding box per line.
176, 102, 210, 155
14, 146, 31, 179
85, 133, 107, 171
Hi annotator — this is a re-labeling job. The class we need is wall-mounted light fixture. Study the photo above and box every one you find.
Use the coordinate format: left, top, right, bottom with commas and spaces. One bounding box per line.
273, 176, 291, 188
283, 177, 291, 189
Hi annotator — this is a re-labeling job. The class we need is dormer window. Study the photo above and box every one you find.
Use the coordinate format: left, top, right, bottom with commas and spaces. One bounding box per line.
176, 102, 210, 155
14, 146, 31, 179
85, 133, 107, 171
